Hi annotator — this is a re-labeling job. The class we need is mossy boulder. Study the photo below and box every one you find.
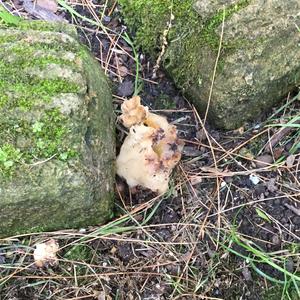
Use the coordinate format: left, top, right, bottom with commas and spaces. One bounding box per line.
0, 21, 115, 237
119, 0, 300, 129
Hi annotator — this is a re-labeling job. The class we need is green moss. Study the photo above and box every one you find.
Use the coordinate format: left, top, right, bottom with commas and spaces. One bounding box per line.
201, 0, 251, 50
0, 107, 77, 177
0, 18, 77, 38
0, 144, 22, 176
0, 78, 80, 111
119, 0, 199, 55
29, 108, 76, 159
119, 0, 252, 98
6, 39, 80, 52
119, 0, 250, 54
162, 0, 252, 95
0, 23, 86, 179
0, 33, 20, 44
0, 55, 73, 70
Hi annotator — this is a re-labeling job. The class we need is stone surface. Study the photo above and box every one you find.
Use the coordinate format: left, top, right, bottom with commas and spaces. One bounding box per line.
119, 0, 300, 129
0, 21, 115, 237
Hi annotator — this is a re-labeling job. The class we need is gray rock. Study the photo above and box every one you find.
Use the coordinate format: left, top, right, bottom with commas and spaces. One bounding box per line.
120, 0, 300, 128
167, 0, 300, 128
0, 21, 115, 237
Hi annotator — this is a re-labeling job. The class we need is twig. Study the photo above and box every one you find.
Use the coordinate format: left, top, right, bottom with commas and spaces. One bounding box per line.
23, 0, 64, 22
152, 9, 174, 79
284, 203, 300, 216
203, 8, 225, 126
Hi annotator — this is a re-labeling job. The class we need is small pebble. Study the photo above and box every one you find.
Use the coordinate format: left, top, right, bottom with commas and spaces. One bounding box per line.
249, 174, 260, 185
285, 259, 294, 273
271, 234, 281, 245
242, 267, 252, 281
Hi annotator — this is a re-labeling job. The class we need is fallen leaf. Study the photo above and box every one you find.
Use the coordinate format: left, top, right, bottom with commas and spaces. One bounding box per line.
286, 154, 295, 168
254, 154, 273, 168
36, 0, 58, 12
273, 148, 284, 160
23, 0, 63, 21
33, 239, 59, 267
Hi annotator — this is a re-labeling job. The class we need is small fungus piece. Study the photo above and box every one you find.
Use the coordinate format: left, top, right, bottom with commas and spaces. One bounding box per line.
117, 96, 184, 194
33, 239, 59, 268
120, 95, 148, 128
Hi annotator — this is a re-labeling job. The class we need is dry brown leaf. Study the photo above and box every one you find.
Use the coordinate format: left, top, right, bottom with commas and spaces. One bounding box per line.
255, 154, 273, 168
33, 239, 59, 267
273, 148, 284, 160
36, 0, 58, 12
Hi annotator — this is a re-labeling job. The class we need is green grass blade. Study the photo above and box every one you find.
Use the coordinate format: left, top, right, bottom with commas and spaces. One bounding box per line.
0, 6, 21, 25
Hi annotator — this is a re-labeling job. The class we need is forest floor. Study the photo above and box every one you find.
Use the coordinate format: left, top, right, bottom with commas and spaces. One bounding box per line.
1, 1, 300, 299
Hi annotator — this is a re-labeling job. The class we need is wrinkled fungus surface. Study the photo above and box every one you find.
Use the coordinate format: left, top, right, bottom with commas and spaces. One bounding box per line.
117, 96, 183, 194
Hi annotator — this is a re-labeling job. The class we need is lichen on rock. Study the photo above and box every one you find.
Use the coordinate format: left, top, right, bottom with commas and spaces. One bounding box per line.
0, 21, 115, 237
